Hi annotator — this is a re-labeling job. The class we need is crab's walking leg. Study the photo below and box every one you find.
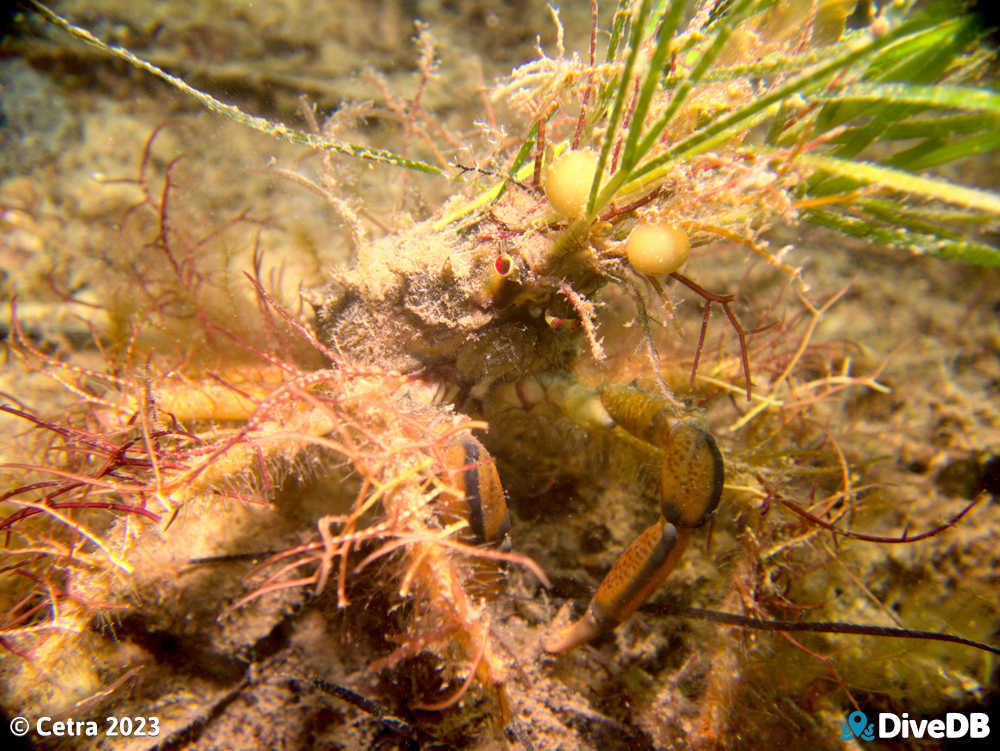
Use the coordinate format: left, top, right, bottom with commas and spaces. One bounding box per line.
524, 378, 724, 652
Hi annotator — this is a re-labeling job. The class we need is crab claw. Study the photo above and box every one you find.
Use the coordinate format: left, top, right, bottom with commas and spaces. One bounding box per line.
544, 385, 724, 652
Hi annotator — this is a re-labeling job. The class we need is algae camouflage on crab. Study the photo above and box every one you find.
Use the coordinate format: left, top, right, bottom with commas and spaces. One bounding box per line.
1, 1, 999, 749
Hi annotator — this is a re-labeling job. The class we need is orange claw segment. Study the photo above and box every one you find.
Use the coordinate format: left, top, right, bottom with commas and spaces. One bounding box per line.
598, 383, 675, 447
437, 436, 512, 598
460, 436, 511, 544
439, 436, 511, 544
544, 518, 690, 653
598, 385, 723, 529
660, 418, 724, 529
592, 519, 689, 627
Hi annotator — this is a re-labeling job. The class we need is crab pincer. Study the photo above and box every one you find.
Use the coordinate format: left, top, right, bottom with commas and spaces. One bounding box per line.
545, 387, 723, 652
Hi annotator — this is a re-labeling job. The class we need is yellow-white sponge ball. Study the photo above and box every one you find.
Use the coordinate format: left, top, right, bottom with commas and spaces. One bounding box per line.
544, 149, 599, 218
625, 222, 690, 275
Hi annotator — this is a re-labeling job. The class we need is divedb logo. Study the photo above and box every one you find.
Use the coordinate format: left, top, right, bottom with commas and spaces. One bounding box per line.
841, 710, 990, 741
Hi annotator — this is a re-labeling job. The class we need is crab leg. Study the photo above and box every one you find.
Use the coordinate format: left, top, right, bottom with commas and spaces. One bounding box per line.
508, 377, 724, 652
600, 385, 724, 530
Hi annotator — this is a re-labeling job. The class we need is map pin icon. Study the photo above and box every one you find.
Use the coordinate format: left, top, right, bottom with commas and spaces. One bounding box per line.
848, 711, 868, 738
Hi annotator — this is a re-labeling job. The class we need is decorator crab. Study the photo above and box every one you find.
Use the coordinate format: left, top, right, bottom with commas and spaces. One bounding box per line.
309, 177, 728, 656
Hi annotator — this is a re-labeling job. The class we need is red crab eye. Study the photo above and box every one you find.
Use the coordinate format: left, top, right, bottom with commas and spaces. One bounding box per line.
494, 254, 513, 276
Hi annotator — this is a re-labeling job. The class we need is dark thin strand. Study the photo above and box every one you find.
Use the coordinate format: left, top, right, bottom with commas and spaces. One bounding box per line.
309, 676, 413, 735
308, 675, 464, 750
646, 603, 1000, 656
150, 675, 250, 751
